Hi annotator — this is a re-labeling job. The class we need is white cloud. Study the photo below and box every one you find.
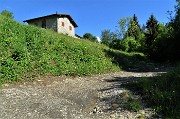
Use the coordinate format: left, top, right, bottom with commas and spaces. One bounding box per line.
96, 36, 101, 43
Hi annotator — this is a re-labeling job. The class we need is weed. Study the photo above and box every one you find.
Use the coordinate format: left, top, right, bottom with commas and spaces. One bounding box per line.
126, 98, 142, 112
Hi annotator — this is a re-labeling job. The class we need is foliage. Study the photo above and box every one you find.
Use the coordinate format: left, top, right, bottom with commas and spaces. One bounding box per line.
147, 23, 174, 61
146, 1, 180, 61
0, 10, 14, 19
82, 33, 97, 42
126, 98, 142, 112
109, 39, 121, 50
111, 37, 141, 52
127, 14, 141, 39
104, 15, 145, 53
145, 14, 159, 47
116, 17, 131, 39
120, 91, 142, 112
132, 14, 141, 29
104, 49, 150, 71
101, 29, 117, 46
141, 24, 146, 32
123, 65, 180, 118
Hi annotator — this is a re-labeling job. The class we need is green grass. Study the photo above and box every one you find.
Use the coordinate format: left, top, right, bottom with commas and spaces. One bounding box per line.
120, 91, 142, 112
123, 65, 180, 118
126, 98, 142, 112
0, 15, 149, 86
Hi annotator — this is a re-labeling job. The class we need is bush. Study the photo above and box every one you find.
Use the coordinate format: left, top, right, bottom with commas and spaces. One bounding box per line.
119, 37, 141, 52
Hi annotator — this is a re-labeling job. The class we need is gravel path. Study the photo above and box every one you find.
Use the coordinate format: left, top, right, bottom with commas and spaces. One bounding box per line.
0, 71, 162, 119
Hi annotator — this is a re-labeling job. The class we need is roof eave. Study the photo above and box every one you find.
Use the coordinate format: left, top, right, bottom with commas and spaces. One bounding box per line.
23, 14, 78, 27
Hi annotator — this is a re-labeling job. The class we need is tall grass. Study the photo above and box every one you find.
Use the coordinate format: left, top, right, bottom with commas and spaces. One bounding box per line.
123, 66, 180, 118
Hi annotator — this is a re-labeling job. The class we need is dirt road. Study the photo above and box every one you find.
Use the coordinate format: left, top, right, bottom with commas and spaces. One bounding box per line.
0, 71, 161, 119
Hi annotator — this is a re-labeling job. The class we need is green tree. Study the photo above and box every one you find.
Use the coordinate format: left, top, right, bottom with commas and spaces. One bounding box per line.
132, 14, 140, 29
145, 14, 159, 47
83, 33, 97, 42
172, 0, 180, 36
127, 16, 141, 39
167, 0, 180, 60
0, 10, 14, 19
116, 17, 131, 39
126, 14, 145, 52
141, 24, 146, 32
101, 29, 117, 46
119, 37, 141, 52
147, 1, 180, 61
149, 23, 174, 61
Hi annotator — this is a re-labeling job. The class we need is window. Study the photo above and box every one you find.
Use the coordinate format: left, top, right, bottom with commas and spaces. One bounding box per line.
61, 22, 65, 27
42, 19, 46, 28
69, 26, 72, 31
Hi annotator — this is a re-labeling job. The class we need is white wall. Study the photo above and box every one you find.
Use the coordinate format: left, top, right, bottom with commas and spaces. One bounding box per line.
57, 17, 75, 36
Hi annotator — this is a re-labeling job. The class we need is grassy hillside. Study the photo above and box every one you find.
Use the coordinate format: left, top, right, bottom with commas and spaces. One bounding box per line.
0, 15, 116, 83
0, 15, 148, 85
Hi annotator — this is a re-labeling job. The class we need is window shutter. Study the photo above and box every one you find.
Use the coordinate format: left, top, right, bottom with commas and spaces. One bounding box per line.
61, 22, 65, 26
69, 26, 72, 31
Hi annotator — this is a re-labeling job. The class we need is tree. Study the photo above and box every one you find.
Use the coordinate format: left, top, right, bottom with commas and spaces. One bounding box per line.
101, 29, 117, 46
0, 10, 14, 19
116, 17, 131, 39
141, 24, 146, 32
127, 18, 141, 39
83, 33, 97, 42
145, 14, 159, 47
132, 14, 140, 29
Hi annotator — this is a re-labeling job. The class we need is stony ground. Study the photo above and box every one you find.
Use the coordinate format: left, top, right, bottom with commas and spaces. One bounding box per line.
0, 71, 164, 119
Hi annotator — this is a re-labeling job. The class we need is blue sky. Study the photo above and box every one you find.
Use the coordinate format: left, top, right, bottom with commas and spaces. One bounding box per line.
0, 0, 177, 37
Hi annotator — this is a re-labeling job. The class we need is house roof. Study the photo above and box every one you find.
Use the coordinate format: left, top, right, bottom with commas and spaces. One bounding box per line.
23, 13, 78, 27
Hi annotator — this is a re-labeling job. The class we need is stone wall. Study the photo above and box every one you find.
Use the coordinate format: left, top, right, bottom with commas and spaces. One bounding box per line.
28, 17, 58, 32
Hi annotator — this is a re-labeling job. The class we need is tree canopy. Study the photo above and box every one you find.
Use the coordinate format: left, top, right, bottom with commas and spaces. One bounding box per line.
83, 33, 97, 42
0, 10, 14, 19
145, 14, 159, 47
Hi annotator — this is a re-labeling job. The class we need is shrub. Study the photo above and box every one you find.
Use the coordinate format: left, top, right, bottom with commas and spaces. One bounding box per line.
115, 37, 142, 52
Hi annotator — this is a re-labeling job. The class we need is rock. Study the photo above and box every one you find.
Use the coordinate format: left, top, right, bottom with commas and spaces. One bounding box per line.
92, 107, 98, 113
111, 103, 119, 109
110, 114, 115, 118
119, 115, 124, 119
27, 112, 31, 117
139, 110, 145, 115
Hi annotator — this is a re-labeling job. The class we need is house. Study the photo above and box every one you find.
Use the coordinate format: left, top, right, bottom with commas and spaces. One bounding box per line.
23, 13, 78, 37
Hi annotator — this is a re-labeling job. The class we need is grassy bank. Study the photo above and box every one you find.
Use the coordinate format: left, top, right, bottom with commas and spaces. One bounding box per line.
0, 15, 149, 85
0, 15, 117, 84
123, 65, 180, 118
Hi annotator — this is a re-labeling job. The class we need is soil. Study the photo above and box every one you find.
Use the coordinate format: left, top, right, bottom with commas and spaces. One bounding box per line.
0, 71, 164, 119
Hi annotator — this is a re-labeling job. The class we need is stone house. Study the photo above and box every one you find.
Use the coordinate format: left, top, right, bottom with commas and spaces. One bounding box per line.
23, 13, 78, 36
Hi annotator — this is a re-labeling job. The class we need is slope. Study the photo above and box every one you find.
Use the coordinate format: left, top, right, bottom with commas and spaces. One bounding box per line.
0, 15, 121, 84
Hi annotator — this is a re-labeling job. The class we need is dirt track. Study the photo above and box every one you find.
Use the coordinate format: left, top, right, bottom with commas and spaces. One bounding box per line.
0, 71, 161, 119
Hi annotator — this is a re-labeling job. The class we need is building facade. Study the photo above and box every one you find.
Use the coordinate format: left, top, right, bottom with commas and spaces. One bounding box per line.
23, 13, 78, 36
